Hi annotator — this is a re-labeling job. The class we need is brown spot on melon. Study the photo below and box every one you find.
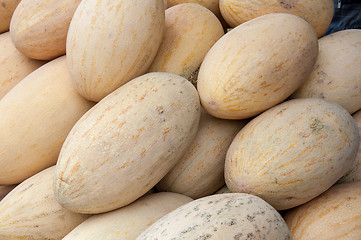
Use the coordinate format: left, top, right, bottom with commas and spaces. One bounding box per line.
277, 0, 299, 9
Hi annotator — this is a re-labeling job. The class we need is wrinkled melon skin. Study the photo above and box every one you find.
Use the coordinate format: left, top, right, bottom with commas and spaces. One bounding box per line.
67, 0, 164, 102
136, 193, 292, 239
54, 72, 201, 214
284, 181, 361, 240
219, 0, 334, 38
197, 13, 318, 120
225, 98, 360, 210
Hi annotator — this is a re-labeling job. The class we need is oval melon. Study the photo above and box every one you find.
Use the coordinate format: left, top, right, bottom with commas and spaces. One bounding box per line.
225, 98, 359, 210
54, 72, 200, 214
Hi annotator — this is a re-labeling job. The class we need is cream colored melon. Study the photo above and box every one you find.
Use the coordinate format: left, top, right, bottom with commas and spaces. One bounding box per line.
157, 108, 245, 198
67, 0, 164, 102
136, 193, 292, 239
197, 13, 318, 119
0, 31, 45, 100
0, 166, 90, 240
225, 98, 359, 210
0, 185, 16, 201
219, 0, 334, 37
54, 72, 200, 214
338, 109, 361, 183
0, 56, 94, 185
0, 0, 21, 33
291, 29, 361, 114
284, 181, 361, 240
63, 192, 192, 240
10, 0, 82, 60
148, 3, 224, 86
164, 0, 221, 19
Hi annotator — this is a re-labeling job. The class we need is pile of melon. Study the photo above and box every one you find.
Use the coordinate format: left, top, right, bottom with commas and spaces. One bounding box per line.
1, 0, 361, 239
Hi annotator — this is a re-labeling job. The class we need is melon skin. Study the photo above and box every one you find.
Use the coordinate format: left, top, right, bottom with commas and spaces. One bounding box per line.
136, 193, 292, 239
10, 0, 82, 60
0, 56, 95, 185
164, 0, 222, 20
63, 192, 193, 240
219, 0, 334, 37
284, 181, 361, 240
291, 29, 361, 114
197, 13, 318, 120
0, 166, 90, 240
157, 108, 246, 199
67, 0, 164, 102
54, 72, 201, 214
0, 31, 45, 100
148, 3, 224, 86
338, 109, 361, 183
0, 0, 21, 33
225, 98, 360, 210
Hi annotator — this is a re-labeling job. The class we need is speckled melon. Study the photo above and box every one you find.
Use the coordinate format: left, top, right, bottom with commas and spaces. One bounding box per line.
63, 192, 192, 240
284, 181, 361, 240
0, 0, 21, 33
67, 0, 164, 102
219, 0, 334, 37
0, 56, 94, 185
291, 29, 361, 114
54, 72, 200, 214
148, 3, 224, 86
0, 31, 45, 99
0, 166, 89, 240
338, 109, 361, 183
136, 193, 292, 239
197, 13, 318, 119
156, 108, 245, 199
225, 98, 359, 210
10, 0, 82, 60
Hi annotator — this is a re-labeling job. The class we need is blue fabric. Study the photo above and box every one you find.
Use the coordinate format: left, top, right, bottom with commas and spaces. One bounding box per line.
324, 0, 361, 35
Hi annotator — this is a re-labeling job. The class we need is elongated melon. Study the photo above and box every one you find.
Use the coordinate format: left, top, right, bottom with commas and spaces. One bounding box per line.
0, 56, 94, 185
225, 98, 359, 210
0, 0, 21, 33
0, 166, 89, 240
136, 193, 292, 239
67, 0, 164, 101
54, 72, 200, 214
197, 13, 318, 119
63, 192, 192, 240
10, 0, 82, 60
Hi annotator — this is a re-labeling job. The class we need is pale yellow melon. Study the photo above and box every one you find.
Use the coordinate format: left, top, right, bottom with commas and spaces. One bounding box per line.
54, 72, 200, 214
284, 181, 361, 240
291, 29, 361, 114
338, 109, 361, 183
0, 56, 94, 185
63, 192, 192, 240
164, 0, 221, 19
148, 3, 224, 86
0, 0, 21, 33
0, 166, 90, 240
67, 0, 164, 102
136, 193, 292, 239
157, 108, 245, 198
225, 98, 359, 210
0, 31, 45, 100
10, 0, 82, 60
197, 13, 318, 119
219, 0, 334, 37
